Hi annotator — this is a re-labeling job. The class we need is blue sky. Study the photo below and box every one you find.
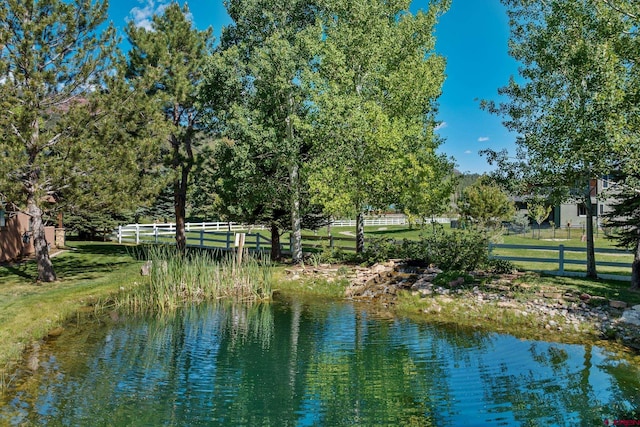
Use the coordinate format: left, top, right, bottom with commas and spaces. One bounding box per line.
107, 0, 519, 174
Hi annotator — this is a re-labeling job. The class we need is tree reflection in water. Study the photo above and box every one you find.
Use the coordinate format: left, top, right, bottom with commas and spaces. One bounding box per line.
0, 300, 638, 426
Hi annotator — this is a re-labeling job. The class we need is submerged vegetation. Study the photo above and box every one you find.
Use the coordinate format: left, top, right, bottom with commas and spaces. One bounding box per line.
108, 245, 274, 314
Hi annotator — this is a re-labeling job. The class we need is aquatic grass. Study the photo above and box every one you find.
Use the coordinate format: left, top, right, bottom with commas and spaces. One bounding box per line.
111, 245, 273, 314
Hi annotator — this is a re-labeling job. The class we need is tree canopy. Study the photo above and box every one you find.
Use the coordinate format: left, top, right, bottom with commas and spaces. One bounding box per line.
125, 3, 214, 253
0, 0, 121, 281
308, 0, 451, 252
484, 0, 632, 278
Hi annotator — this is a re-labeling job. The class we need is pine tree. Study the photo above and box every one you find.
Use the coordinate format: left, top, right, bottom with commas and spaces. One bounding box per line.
125, 3, 214, 253
604, 174, 640, 290
0, 0, 118, 282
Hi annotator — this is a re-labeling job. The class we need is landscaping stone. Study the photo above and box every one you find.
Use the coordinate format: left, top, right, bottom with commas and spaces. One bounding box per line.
609, 300, 627, 309
619, 309, 640, 327
289, 260, 639, 351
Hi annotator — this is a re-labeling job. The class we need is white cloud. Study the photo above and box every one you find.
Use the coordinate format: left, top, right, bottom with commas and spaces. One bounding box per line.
434, 121, 447, 131
464, 150, 472, 154
477, 136, 490, 142
128, 0, 171, 30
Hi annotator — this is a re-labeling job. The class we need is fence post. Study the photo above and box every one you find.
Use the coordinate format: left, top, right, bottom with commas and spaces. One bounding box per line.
559, 245, 565, 274
200, 229, 204, 248
256, 233, 261, 251
154, 227, 159, 244
118, 226, 122, 244
135, 224, 140, 245
226, 231, 231, 250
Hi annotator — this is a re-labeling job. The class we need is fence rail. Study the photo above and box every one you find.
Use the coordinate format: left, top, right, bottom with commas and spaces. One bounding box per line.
489, 243, 632, 280
113, 223, 632, 280
113, 217, 452, 246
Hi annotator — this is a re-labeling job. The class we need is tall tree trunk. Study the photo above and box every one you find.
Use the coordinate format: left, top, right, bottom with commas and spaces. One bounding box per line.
286, 97, 302, 264
290, 162, 302, 264
356, 211, 365, 253
27, 195, 56, 282
174, 171, 188, 254
585, 195, 597, 279
270, 222, 281, 261
171, 124, 193, 254
26, 116, 56, 282
631, 236, 640, 291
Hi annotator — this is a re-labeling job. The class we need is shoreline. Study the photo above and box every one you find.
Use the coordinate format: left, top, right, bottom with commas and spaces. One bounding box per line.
282, 260, 640, 353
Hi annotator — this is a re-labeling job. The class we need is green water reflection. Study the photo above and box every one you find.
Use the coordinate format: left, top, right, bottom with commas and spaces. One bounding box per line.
1, 299, 639, 426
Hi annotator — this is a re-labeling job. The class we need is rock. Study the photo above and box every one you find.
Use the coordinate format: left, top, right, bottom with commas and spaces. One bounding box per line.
619, 309, 640, 327
371, 263, 388, 274
140, 260, 153, 276
579, 293, 591, 301
497, 301, 518, 309
47, 327, 64, 338
543, 292, 563, 300
609, 300, 627, 309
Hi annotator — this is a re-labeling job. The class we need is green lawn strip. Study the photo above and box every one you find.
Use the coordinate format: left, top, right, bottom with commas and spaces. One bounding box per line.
0, 242, 142, 379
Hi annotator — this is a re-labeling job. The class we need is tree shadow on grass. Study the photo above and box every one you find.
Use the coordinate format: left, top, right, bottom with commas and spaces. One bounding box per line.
66, 242, 133, 257
52, 243, 137, 281
0, 264, 34, 280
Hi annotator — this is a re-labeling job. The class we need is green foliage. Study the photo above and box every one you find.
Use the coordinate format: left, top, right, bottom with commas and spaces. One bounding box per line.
512, 211, 530, 233
125, 3, 214, 252
200, 0, 321, 262
65, 211, 133, 241
315, 244, 348, 265
422, 230, 490, 271
484, 0, 634, 278
431, 271, 474, 287
115, 246, 273, 314
360, 237, 399, 265
527, 197, 552, 226
0, 0, 126, 281
307, 0, 449, 252
458, 178, 515, 229
486, 259, 517, 275
353, 228, 489, 272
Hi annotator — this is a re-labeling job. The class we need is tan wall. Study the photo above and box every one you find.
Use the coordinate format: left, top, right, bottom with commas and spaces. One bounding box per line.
0, 212, 55, 263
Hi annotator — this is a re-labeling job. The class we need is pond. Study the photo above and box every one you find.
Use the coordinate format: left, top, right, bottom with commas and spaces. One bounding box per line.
1, 299, 639, 426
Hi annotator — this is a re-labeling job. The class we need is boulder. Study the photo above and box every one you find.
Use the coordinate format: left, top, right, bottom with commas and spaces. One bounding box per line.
609, 300, 627, 309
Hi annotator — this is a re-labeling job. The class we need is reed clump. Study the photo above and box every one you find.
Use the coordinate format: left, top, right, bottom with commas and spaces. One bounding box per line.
112, 245, 273, 313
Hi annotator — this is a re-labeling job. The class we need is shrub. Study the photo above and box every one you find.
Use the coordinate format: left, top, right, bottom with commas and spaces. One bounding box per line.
422, 229, 489, 271
360, 237, 398, 265
354, 230, 489, 271
486, 258, 516, 274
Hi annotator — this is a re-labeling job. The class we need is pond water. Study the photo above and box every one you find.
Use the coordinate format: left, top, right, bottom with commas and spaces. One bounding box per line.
1, 299, 639, 426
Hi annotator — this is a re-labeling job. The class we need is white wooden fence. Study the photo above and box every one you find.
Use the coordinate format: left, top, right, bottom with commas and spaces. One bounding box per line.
114, 222, 268, 245
114, 216, 453, 244
330, 216, 451, 227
